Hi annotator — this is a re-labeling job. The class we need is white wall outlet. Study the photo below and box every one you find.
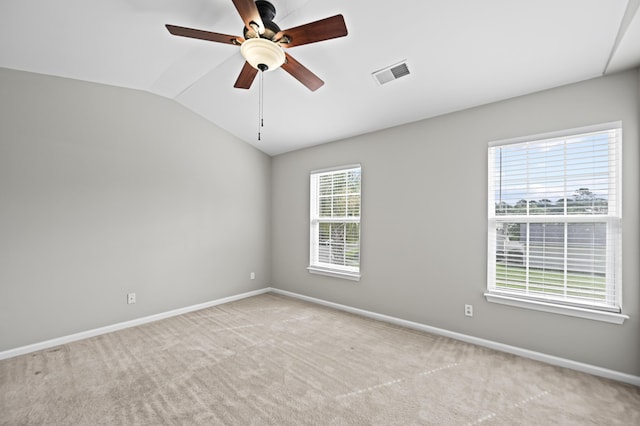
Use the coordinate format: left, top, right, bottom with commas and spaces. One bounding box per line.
465, 304, 473, 317
250, 272, 255, 280
127, 292, 136, 304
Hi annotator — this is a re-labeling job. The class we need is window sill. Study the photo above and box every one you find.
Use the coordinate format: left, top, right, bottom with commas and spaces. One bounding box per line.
307, 266, 360, 281
484, 292, 628, 324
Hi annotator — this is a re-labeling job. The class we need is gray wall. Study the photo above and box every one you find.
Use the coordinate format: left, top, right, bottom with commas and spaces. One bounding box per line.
2, 66, 638, 377
0, 68, 271, 351
271, 69, 640, 375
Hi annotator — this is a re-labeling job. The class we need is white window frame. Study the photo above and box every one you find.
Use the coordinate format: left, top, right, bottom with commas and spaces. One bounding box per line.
308, 164, 361, 281
485, 122, 627, 324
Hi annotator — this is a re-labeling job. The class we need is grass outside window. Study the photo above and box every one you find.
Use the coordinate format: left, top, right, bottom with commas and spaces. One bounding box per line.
495, 263, 606, 301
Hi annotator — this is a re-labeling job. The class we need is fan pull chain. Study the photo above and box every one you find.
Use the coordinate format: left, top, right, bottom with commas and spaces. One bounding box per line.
257, 70, 264, 141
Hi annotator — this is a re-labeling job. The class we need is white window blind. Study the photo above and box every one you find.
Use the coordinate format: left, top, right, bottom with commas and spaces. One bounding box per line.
487, 123, 622, 314
309, 165, 361, 280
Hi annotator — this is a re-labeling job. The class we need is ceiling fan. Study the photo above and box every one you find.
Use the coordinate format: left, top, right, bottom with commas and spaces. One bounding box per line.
166, 0, 348, 91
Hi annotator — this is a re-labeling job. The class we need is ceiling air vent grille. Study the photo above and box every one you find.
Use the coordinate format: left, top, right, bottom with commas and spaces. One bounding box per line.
372, 61, 410, 86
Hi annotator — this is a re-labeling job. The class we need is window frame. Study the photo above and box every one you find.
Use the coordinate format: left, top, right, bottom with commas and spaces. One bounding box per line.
308, 164, 362, 281
485, 123, 627, 324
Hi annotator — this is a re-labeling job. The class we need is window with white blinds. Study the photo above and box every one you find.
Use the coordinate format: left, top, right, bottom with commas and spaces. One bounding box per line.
308, 165, 361, 281
487, 123, 623, 319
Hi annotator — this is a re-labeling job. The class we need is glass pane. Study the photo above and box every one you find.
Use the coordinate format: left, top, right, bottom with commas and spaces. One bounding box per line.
495, 221, 608, 302
567, 188, 609, 215
347, 194, 360, 217
318, 243, 331, 263
495, 222, 526, 269
566, 223, 607, 301
492, 134, 612, 216
319, 197, 331, 217
347, 169, 361, 194
345, 244, 360, 266
333, 195, 346, 216
319, 222, 330, 242
495, 221, 527, 293
319, 175, 332, 196
333, 173, 347, 194
318, 222, 331, 263
345, 223, 359, 245
528, 223, 565, 295
330, 223, 345, 244
329, 223, 345, 266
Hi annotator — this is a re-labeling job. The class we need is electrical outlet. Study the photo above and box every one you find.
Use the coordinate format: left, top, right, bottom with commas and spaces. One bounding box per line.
250, 272, 255, 280
464, 304, 473, 317
127, 292, 136, 304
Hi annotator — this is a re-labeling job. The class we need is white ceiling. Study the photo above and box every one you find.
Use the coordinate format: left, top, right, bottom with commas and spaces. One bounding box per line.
1, 0, 639, 156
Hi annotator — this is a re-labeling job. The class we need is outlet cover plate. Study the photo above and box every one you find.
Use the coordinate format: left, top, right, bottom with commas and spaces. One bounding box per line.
465, 304, 473, 317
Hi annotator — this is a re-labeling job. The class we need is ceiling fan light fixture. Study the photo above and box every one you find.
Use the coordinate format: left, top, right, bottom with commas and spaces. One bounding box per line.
166, 1, 348, 90
240, 38, 285, 72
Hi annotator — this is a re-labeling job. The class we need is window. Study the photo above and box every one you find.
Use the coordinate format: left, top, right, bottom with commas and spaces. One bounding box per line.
308, 165, 361, 281
486, 123, 627, 323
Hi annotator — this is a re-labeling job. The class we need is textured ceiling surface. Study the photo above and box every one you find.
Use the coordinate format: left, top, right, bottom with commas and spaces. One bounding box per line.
1, 0, 639, 155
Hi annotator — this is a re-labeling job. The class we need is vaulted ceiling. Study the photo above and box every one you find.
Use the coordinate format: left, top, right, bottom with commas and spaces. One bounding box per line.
2, 0, 639, 155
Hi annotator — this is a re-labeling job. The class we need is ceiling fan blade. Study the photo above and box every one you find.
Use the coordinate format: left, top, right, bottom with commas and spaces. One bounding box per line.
166, 25, 242, 45
281, 53, 324, 91
232, 0, 264, 33
234, 61, 259, 89
276, 15, 347, 48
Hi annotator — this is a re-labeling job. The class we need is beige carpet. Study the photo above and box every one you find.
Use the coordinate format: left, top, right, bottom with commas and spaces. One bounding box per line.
1, 293, 638, 425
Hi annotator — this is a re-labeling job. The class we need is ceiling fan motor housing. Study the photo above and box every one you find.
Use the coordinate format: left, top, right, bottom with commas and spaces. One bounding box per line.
256, 1, 276, 21
243, 0, 281, 40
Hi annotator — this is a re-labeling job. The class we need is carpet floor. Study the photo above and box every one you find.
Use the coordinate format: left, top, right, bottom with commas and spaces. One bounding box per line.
1, 293, 639, 425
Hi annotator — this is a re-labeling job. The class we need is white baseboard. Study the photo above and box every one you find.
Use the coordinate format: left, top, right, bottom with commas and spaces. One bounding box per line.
0, 288, 270, 361
3, 286, 638, 387
269, 287, 640, 387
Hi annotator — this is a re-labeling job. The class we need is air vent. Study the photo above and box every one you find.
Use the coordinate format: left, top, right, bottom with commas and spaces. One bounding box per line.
372, 61, 410, 86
